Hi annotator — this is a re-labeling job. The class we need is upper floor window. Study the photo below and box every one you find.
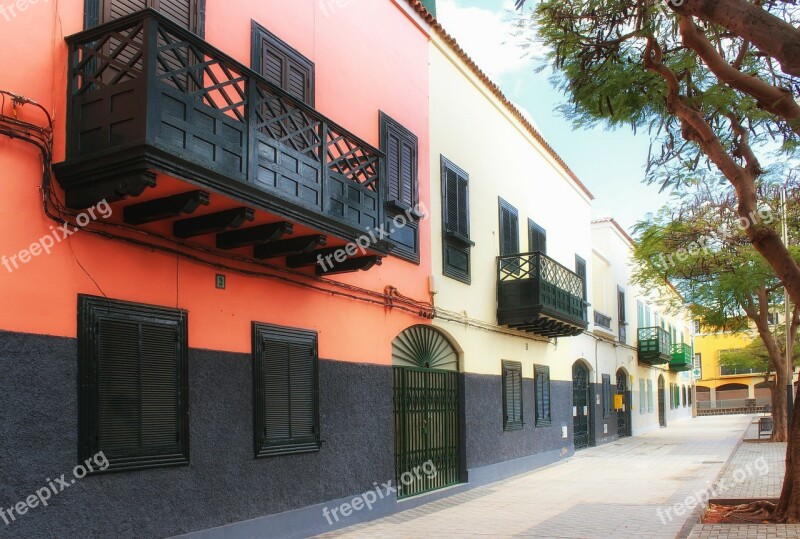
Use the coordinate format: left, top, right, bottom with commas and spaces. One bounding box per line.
380, 113, 420, 262
575, 256, 587, 301
528, 219, 547, 254
251, 22, 315, 106
617, 287, 627, 342
85, 0, 203, 33
78, 295, 190, 472
441, 156, 472, 283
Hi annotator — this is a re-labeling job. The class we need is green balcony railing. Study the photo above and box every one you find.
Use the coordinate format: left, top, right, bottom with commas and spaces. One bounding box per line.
670, 343, 693, 372
637, 326, 672, 365
496, 251, 588, 338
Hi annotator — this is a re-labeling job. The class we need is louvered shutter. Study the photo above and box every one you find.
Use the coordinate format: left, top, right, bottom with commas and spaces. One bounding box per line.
528, 220, 547, 254
535, 365, 551, 424
100, 0, 198, 29
254, 324, 319, 457
499, 201, 518, 256
79, 295, 188, 472
442, 158, 472, 282
97, 318, 182, 457
503, 361, 522, 430
253, 25, 314, 106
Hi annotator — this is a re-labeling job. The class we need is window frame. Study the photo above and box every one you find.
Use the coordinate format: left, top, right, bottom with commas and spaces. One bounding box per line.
252, 322, 321, 458
78, 294, 190, 473
380, 111, 420, 263
534, 364, 552, 426
528, 219, 547, 255
441, 155, 473, 284
575, 255, 587, 302
502, 360, 523, 431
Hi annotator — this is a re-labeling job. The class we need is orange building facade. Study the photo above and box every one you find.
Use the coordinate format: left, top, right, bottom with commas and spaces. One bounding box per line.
0, 1, 439, 536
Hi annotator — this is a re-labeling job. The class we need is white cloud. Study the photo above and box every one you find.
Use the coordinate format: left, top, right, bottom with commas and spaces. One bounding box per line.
435, 0, 535, 80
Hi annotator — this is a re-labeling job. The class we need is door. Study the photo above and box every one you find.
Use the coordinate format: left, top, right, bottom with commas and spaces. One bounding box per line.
658, 376, 667, 427
573, 362, 590, 449
616, 370, 630, 437
392, 326, 461, 498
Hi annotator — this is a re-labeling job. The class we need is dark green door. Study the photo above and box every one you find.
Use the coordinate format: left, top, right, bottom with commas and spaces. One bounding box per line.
573, 362, 590, 449
392, 326, 461, 499
616, 369, 630, 437
658, 376, 667, 427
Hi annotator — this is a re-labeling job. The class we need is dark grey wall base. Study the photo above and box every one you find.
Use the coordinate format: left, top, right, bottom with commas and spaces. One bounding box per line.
169, 447, 572, 539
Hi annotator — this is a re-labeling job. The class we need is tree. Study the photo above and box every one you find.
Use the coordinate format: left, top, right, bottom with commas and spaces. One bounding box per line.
632, 188, 800, 441
514, 0, 800, 520
719, 324, 800, 387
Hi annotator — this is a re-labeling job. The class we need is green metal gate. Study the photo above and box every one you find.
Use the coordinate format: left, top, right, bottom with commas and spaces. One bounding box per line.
658, 376, 667, 427
392, 326, 461, 499
616, 369, 630, 437
573, 362, 590, 449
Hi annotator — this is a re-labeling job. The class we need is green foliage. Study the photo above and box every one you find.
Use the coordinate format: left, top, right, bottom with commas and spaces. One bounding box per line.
719, 325, 800, 374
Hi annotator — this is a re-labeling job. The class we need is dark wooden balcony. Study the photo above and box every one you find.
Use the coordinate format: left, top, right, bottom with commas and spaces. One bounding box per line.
670, 343, 693, 372
637, 326, 672, 365
496, 252, 588, 338
53, 10, 386, 274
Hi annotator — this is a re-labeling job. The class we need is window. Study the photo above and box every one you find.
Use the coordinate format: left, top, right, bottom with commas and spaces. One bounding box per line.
682, 386, 687, 407
528, 220, 547, 254
645, 305, 651, 327
502, 361, 523, 430
670, 384, 675, 409
499, 198, 519, 273
534, 365, 551, 426
647, 380, 654, 412
380, 113, 420, 262
78, 295, 189, 472
441, 156, 472, 283
85, 0, 204, 32
602, 374, 611, 418
575, 256, 587, 302
688, 387, 693, 406
251, 22, 315, 105
637, 301, 644, 328
617, 287, 626, 343
639, 379, 646, 414
253, 323, 320, 457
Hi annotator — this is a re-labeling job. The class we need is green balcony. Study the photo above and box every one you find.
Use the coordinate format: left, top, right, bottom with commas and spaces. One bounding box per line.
496, 252, 588, 338
670, 343, 693, 372
637, 326, 672, 365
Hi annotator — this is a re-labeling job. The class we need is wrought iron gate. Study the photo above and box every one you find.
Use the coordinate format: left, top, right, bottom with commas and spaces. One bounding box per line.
393, 367, 460, 498
573, 362, 590, 449
392, 326, 461, 499
616, 370, 629, 437
658, 376, 667, 427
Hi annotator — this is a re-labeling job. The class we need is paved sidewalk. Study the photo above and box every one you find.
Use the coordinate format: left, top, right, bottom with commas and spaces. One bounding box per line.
686, 419, 797, 538
316, 415, 752, 539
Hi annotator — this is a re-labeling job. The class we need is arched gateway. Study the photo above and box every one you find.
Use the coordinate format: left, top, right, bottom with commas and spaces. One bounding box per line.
392, 326, 462, 498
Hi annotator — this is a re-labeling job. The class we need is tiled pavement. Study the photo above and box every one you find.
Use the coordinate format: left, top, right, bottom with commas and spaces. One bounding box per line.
315, 415, 752, 539
686, 420, 800, 539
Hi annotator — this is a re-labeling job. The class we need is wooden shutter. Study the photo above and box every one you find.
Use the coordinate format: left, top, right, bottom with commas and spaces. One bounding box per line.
79, 295, 188, 472
528, 220, 547, 254
503, 361, 522, 430
618, 289, 626, 322
254, 324, 319, 457
252, 23, 315, 106
498, 199, 519, 257
535, 365, 551, 425
442, 157, 472, 283
98, 0, 199, 30
575, 255, 587, 301
97, 319, 183, 456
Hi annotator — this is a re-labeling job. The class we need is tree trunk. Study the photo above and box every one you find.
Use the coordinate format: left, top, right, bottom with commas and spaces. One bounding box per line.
773, 381, 800, 522
773, 366, 789, 442
669, 0, 800, 77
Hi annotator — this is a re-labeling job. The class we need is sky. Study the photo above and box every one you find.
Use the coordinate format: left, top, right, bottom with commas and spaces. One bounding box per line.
434, 0, 674, 232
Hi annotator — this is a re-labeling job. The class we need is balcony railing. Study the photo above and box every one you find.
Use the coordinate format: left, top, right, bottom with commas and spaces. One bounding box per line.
497, 252, 588, 338
637, 326, 672, 365
670, 343, 693, 372
55, 9, 383, 248
593, 310, 612, 330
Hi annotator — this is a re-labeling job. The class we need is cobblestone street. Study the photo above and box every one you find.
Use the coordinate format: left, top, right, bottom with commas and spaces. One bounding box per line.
317, 416, 753, 539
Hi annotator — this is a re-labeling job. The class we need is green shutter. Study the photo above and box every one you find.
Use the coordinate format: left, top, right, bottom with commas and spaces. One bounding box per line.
441, 157, 472, 283
528, 220, 547, 254
535, 365, 551, 426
